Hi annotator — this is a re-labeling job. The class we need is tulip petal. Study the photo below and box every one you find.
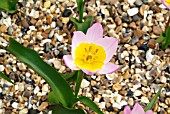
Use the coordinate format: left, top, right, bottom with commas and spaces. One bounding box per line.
145, 110, 154, 114
95, 37, 118, 63
82, 69, 95, 75
86, 23, 103, 42
123, 106, 131, 114
72, 31, 87, 58
161, 0, 170, 9
97, 62, 119, 74
63, 55, 79, 70
131, 103, 145, 114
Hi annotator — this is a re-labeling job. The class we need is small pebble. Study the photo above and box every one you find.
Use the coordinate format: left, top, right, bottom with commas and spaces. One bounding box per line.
127, 8, 139, 16
38, 102, 49, 111
81, 79, 90, 88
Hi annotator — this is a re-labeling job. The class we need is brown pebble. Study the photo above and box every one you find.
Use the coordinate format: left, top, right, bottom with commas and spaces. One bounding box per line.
119, 90, 127, 96
123, 71, 131, 79
0, 25, 8, 33
129, 22, 137, 29
120, 37, 131, 43
151, 6, 161, 13
133, 29, 145, 38
115, 16, 122, 25
112, 83, 122, 91
21, 18, 29, 28
137, 39, 146, 47
115, 26, 122, 34
148, 39, 156, 48
30, 18, 37, 25
153, 103, 158, 112
38, 102, 48, 111
44, 28, 52, 34
165, 98, 170, 106
41, 32, 49, 39
113, 107, 119, 112
153, 26, 162, 35
46, 15, 52, 25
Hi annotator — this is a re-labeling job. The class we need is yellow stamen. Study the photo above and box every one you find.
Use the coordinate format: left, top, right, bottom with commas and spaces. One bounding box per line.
74, 43, 106, 72
166, 0, 170, 5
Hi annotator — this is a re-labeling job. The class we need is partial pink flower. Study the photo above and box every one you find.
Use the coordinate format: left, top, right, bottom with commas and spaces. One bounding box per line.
124, 103, 153, 114
63, 23, 119, 75
162, 0, 170, 9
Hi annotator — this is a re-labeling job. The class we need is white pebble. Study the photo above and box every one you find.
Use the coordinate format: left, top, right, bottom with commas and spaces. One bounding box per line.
29, 9, 39, 19
160, 76, 167, 83
141, 96, 149, 103
42, 84, 49, 92
29, 26, 36, 30
127, 8, 139, 16
127, 0, 136, 4
99, 102, 105, 109
15, 85, 19, 90
94, 98, 100, 103
80, 79, 90, 88
0, 100, 3, 108
0, 65, 4, 72
146, 49, 154, 62
134, 90, 142, 96
55, 33, 63, 42
12, 102, 18, 109
34, 86, 40, 94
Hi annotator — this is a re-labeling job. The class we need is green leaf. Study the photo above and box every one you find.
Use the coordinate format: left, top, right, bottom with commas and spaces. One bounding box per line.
79, 96, 104, 114
163, 26, 170, 49
62, 71, 78, 82
0, 72, 14, 84
157, 26, 170, 49
76, 0, 84, 22
156, 32, 166, 43
145, 86, 163, 111
52, 104, 85, 114
6, 38, 74, 107
48, 91, 59, 105
0, 0, 18, 13
75, 70, 85, 97
70, 16, 94, 33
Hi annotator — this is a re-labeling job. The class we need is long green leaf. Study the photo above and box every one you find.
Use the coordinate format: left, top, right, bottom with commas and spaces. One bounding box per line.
76, 0, 84, 22
156, 32, 166, 43
145, 86, 163, 111
0, 72, 14, 84
52, 104, 85, 114
6, 38, 74, 107
79, 96, 104, 114
164, 26, 170, 49
48, 91, 59, 105
0, 0, 18, 13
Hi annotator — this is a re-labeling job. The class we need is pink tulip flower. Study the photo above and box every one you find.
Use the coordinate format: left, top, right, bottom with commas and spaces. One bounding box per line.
63, 23, 119, 75
162, 0, 170, 9
124, 103, 153, 114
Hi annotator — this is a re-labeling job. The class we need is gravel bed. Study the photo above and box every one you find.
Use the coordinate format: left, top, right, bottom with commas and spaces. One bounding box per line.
0, 0, 170, 114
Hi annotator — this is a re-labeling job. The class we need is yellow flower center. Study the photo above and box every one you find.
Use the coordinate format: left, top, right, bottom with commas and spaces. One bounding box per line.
166, 0, 170, 4
74, 43, 106, 72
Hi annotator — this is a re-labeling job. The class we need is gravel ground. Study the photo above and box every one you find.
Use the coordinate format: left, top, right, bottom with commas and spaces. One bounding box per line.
0, 0, 170, 114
